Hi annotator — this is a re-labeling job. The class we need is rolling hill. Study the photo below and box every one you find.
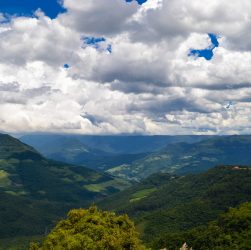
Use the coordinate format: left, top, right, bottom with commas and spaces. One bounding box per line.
107, 135, 251, 181
100, 165, 251, 248
0, 133, 129, 239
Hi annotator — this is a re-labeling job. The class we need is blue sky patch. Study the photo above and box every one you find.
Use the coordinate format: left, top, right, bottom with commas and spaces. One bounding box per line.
209, 33, 219, 48
82, 36, 112, 54
0, 0, 65, 19
63, 64, 70, 69
126, 0, 148, 5
189, 33, 219, 61
83, 37, 106, 49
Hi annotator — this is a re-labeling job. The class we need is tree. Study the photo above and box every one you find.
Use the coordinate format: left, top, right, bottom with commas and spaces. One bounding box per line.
30, 206, 147, 250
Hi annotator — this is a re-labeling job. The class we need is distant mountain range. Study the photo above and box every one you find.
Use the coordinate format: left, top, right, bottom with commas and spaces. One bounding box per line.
20, 135, 148, 171
20, 134, 214, 154
20, 134, 251, 181
20, 134, 214, 171
107, 135, 251, 181
0, 134, 129, 239
100, 165, 251, 247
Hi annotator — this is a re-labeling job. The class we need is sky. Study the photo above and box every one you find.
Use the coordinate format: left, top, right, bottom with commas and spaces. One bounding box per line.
0, 0, 251, 135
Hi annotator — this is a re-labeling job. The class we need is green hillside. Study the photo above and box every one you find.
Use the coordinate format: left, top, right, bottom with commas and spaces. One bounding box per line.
152, 201, 251, 250
107, 135, 251, 181
0, 134, 130, 241
100, 165, 251, 247
27, 201, 251, 250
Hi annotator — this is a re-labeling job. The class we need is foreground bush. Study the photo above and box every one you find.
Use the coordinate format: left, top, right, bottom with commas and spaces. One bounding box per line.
30, 206, 147, 250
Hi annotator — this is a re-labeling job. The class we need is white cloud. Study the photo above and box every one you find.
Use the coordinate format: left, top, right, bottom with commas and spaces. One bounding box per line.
0, 0, 251, 135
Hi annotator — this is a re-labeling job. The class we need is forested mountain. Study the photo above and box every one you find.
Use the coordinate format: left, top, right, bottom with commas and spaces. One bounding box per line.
19, 134, 215, 173
19, 134, 251, 182
107, 135, 251, 181
0, 134, 129, 240
100, 165, 251, 248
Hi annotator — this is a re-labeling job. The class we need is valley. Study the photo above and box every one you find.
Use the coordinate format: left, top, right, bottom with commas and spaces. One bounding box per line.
0, 133, 251, 249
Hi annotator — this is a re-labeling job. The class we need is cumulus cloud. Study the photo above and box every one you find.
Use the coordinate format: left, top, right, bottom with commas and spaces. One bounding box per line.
61, 0, 138, 35
0, 0, 251, 135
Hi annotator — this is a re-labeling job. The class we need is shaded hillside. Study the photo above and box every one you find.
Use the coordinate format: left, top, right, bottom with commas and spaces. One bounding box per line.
152, 202, 251, 250
107, 135, 251, 181
100, 166, 251, 246
0, 134, 129, 238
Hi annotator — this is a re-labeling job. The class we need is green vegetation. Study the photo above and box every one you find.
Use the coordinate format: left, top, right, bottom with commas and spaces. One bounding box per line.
130, 188, 157, 203
84, 178, 130, 193
107, 135, 251, 181
0, 236, 43, 250
0, 134, 129, 244
30, 206, 147, 250
152, 202, 251, 250
0, 170, 11, 187
28, 202, 251, 250
100, 166, 251, 247
1, 133, 251, 249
